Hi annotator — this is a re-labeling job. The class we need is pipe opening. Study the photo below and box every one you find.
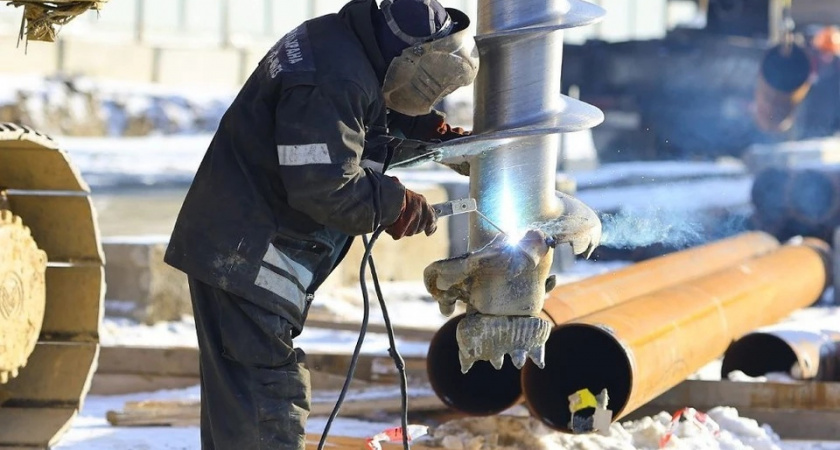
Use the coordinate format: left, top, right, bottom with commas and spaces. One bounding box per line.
760, 44, 811, 94
427, 315, 523, 415
522, 324, 632, 432
721, 334, 797, 378
789, 171, 837, 224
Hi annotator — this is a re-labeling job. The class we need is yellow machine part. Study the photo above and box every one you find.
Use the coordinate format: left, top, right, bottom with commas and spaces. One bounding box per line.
0, 123, 104, 448
0, 210, 48, 385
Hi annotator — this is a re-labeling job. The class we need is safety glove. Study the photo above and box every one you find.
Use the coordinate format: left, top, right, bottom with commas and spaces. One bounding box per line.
389, 110, 471, 143
385, 187, 438, 240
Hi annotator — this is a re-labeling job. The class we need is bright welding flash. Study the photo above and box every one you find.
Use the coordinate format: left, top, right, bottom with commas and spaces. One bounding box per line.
505, 229, 527, 246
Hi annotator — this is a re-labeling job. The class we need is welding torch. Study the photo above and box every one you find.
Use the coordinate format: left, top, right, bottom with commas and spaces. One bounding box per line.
433, 198, 561, 249
432, 198, 505, 234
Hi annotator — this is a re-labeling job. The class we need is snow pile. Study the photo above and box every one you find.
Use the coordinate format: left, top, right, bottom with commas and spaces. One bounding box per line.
0, 74, 233, 137
422, 408, 785, 450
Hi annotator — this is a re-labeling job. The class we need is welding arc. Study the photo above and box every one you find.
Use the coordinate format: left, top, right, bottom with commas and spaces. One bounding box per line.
474, 209, 507, 236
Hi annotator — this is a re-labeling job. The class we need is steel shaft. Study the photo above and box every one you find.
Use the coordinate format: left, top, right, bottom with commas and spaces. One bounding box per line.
455, 0, 605, 371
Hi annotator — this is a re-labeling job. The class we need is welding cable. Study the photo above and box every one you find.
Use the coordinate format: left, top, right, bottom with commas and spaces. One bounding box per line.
318, 226, 410, 450
366, 235, 411, 449
317, 226, 381, 450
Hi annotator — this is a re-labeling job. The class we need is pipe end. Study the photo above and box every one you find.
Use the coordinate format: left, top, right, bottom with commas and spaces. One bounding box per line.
522, 323, 632, 432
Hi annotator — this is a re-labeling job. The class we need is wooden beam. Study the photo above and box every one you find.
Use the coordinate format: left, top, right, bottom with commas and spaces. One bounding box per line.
303, 318, 437, 342
95, 346, 429, 384
625, 379, 840, 440
97, 346, 199, 377
105, 389, 447, 427
642, 379, 840, 411
89, 370, 370, 396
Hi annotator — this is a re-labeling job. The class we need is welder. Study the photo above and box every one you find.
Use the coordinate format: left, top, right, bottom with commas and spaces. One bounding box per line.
163, 0, 478, 448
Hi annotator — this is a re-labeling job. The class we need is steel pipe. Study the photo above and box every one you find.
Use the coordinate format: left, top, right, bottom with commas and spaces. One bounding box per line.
427, 231, 780, 415
722, 323, 840, 382
521, 239, 830, 432
754, 43, 812, 133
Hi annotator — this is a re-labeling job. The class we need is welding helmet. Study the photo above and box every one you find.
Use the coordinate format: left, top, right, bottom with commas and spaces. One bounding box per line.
380, 1, 479, 117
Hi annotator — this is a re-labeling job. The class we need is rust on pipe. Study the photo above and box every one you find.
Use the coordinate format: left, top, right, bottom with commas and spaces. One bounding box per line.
722, 324, 840, 381
521, 240, 830, 432
754, 43, 812, 133
427, 231, 780, 415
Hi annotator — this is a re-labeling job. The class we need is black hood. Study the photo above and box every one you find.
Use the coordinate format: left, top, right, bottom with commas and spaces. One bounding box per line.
338, 0, 390, 85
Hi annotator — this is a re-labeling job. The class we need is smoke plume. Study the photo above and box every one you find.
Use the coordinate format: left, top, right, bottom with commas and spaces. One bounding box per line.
600, 209, 706, 250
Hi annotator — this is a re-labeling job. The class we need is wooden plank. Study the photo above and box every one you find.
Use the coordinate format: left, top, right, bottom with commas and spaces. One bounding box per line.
6, 194, 103, 263
97, 346, 199, 377
643, 379, 840, 411
40, 265, 103, 342
0, 342, 98, 406
88, 370, 367, 396
306, 353, 428, 383
105, 390, 446, 427
96, 346, 429, 384
304, 319, 437, 342
0, 147, 87, 192
89, 374, 199, 396
0, 407, 77, 448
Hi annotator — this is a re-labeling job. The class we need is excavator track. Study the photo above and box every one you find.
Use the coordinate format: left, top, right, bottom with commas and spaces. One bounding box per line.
0, 123, 104, 448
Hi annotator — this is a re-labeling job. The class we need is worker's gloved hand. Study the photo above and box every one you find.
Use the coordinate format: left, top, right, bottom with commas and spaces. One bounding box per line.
385, 188, 438, 240
389, 110, 471, 143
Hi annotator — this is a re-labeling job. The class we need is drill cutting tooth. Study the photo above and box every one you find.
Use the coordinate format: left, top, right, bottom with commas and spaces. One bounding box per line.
0, 371, 8, 384
459, 351, 475, 374
511, 350, 528, 369
528, 345, 546, 369
490, 356, 505, 370
439, 301, 456, 317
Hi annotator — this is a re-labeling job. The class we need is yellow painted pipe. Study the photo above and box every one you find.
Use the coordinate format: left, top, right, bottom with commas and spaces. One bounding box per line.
427, 232, 780, 415
521, 239, 830, 432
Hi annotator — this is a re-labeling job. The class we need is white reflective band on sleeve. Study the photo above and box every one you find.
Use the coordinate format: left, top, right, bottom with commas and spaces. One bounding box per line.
360, 159, 384, 173
254, 267, 307, 312
262, 244, 314, 289
277, 143, 331, 166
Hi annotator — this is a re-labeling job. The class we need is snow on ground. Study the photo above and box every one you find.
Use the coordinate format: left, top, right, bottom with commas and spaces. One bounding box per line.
56, 384, 840, 449
59, 135, 212, 188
